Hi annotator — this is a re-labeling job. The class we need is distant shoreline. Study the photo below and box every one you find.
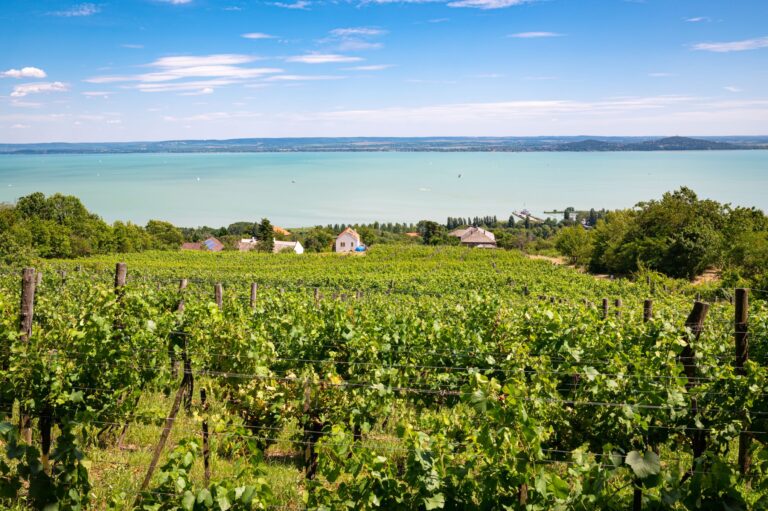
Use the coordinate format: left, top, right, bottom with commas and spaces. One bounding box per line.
1, 135, 767, 155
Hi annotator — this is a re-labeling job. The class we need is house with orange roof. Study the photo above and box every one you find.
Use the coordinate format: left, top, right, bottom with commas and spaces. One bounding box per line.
335, 227, 363, 253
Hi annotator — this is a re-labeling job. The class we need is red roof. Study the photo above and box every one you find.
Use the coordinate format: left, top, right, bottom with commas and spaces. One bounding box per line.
181, 242, 202, 251
337, 227, 361, 242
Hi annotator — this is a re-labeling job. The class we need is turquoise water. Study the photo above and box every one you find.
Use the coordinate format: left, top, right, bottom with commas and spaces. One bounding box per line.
0, 151, 765, 227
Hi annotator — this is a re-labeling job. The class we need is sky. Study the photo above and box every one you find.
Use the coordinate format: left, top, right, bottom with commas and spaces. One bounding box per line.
1, 0, 767, 142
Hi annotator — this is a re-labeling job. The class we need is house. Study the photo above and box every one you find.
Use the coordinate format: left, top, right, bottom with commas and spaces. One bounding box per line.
181, 237, 224, 252
449, 227, 497, 248
238, 237, 304, 254
335, 227, 363, 253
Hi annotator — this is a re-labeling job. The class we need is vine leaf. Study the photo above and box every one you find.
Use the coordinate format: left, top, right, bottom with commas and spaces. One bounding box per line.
625, 450, 660, 479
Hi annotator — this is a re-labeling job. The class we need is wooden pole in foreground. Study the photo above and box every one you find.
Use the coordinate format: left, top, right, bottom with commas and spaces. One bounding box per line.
643, 300, 653, 323
614, 298, 622, 318
201, 388, 211, 485
250, 282, 258, 308
681, 301, 710, 471
19, 268, 36, 444
214, 283, 223, 309
735, 288, 750, 474
601, 298, 609, 320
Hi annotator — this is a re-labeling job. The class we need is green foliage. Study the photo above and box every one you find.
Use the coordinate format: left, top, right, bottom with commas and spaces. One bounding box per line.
137, 439, 272, 510
255, 219, 274, 253
555, 225, 593, 265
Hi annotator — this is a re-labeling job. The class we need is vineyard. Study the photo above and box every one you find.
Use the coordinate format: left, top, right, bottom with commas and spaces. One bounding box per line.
1, 245, 767, 510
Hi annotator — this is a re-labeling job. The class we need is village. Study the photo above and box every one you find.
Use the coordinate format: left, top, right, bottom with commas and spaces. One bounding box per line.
179, 223, 501, 254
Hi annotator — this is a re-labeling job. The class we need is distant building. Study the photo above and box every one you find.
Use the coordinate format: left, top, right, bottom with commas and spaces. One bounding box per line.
335, 227, 363, 253
181, 237, 224, 252
238, 237, 304, 254
449, 227, 497, 248
405, 232, 421, 238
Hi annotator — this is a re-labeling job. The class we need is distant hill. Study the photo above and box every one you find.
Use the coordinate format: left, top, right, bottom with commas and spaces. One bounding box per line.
0, 136, 763, 154
555, 136, 744, 152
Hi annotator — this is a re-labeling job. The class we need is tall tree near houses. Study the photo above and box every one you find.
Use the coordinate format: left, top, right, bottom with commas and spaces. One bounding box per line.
258, 218, 275, 253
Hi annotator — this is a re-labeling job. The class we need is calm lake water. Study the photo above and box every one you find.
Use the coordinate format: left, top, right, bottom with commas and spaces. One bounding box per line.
0, 151, 765, 227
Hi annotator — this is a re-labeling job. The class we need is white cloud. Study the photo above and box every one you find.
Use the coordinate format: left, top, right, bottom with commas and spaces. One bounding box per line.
330, 28, 387, 37
11, 82, 69, 97
1, 67, 47, 79
507, 31, 563, 38
242, 32, 276, 39
158, 0, 193, 4
724, 86, 742, 93
692, 36, 768, 53
286, 54, 363, 64
49, 3, 100, 16
447, 0, 530, 9
266, 75, 344, 81
122, 44, 144, 49
86, 54, 282, 91
685, 17, 710, 23
272, 0, 310, 8
345, 64, 393, 71
11, 124, 30, 129
179, 87, 216, 96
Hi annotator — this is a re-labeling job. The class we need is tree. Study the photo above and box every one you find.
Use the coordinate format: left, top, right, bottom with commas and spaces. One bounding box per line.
146, 220, 184, 250
257, 218, 274, 253
417, 220, 440, 245
507, 215, 515, 228
555, 225, 593, 265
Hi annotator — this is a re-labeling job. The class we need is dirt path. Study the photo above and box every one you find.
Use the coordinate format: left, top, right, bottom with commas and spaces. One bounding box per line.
525, 253, 611, 279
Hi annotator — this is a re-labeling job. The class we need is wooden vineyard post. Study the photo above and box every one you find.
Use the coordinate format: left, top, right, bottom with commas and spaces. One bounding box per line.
314, 287, 320, 307
680, 301, 710, 474
614, 298, 622, 318
302, 380, 325, 480
643, 300, 653, 323
602, 298, 609, 320
169, 279, 188, 379
136, 281, 196, 504
114, 262, 127, 291
735, 288, 750, 474
19, 268, 36, 444
215, 283, 223, 309
35, 271, 43, 287
201, 388, 211, 485
523, 285, 529, 297
250, 282, 258, 308
633, 299, 654, 510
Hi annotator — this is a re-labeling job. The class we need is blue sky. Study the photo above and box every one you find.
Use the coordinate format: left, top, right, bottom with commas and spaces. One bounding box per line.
1, 0, 767, 142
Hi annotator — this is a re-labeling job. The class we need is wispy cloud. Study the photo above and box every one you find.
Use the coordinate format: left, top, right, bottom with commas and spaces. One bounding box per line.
266, 75, 345, 81
685, 17, 711, 23
428, 18, 449, 23
692, 36, 768, 52
322, 27, 387, 51
122, 44, 144, 49
286, 54, 363, 64
724, 86, 742, 93
11, 82, 69, 97
1, 67, 47, 79
344, 64, 393, 71
272, 0, 310, 9
242, 32, 276, 39
158, 0, 193, 4
507, 31, 563, 38
447, 0, 530, 10
86, 54, 282, 92
49, 3, 100, 17
179, 87, 215, 96
82, 91, 113, 97
330, 28, 387, 37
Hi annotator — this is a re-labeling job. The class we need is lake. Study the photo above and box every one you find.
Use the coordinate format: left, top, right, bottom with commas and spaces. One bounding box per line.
0, 151, 765, 227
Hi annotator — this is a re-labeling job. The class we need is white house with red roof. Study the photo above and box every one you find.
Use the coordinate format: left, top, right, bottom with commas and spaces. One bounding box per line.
335, 227, 363, 253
